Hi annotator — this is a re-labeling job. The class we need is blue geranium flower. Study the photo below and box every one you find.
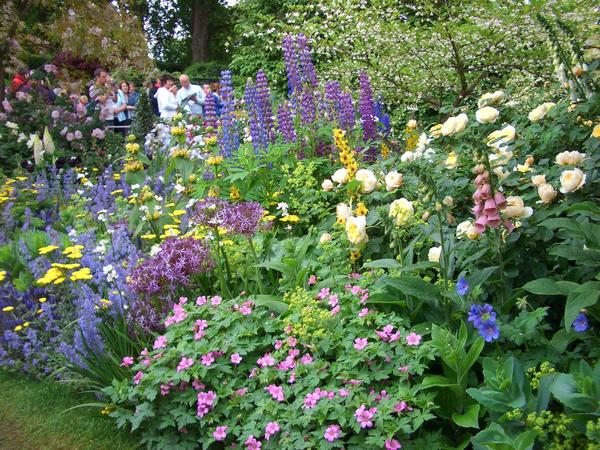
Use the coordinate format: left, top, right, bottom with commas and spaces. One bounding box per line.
478, 319, 500, 342
456, 277, 470, 296
572, 312, 589, 333
467, 303, 496, 328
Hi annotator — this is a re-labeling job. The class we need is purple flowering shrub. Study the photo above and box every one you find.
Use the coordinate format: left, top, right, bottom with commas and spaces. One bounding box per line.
105, 283, 436, 449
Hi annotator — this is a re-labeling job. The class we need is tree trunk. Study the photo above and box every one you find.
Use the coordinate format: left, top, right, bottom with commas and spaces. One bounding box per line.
191, 0, 209, 63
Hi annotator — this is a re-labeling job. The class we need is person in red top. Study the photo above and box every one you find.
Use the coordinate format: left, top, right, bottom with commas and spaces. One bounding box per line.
11, 67, 30, 94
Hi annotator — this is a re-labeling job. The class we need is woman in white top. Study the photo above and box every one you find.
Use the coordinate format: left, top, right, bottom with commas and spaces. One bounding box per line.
154, 75, 178, 120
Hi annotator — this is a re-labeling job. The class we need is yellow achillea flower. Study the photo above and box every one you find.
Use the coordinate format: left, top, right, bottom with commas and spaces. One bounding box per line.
123, 160, 144, 172
63, 245, 84, 259
70, 268, 92, 281
38, 297, 47, 303
163, 224, 179, 230
171, 209, 186, 216
263, 215, 276, 221
205, 135, 218, 145
37, 267, 66, 285
113, 173, 121, 181
51, 263, 80, 269
280, 215, 300, 222
141, 234, 157, 240
38, 245, 59, 255
0, 270, 6, 282
171, 147, 190, 159
110, 189, 124, 195
170, 126, 186, 136
14, 325, 23, 332
381, 143, 389, 159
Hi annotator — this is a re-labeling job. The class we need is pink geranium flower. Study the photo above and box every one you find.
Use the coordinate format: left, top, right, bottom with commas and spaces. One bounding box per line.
231, 353, 242, 364
133, 370, 143, 385
177, 357, 194, 372
354, 404, 377, 428
265, 384, 285, 402
323, 424, 341, 442
358, 307, 370, 317
213, 425, 228, 441
406, 332, 422, 346
385, 438, 402, 449
153, 335, 168, 349
244, 435, 261, 450
354, 337, 368, 350
264, 422, 280, 440
120, 356, 134, 367
201, 353, 215, 366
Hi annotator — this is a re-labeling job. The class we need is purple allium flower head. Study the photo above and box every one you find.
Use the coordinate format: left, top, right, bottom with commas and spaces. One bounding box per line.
277, 101, 296, 143
223, 201, 265, 236
217, 70, 239, 157
193, 197, 230, 227
573, 312, 589, 332
128, 237, 214, 298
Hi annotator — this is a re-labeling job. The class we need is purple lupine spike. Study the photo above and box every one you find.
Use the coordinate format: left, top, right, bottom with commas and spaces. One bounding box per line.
339, 92, 356, 131
277, 101, 297, 143
325, 80, 342, 123
297, 34, 318, 87
300, 87, 316, 125
244, 79, 265, 151
282, 34, 300, 95
255, 70, 275, 143
359, 72, 378, 143
218, 70, 240, 157
374, 100, 391, 136
204, 92, 218, 129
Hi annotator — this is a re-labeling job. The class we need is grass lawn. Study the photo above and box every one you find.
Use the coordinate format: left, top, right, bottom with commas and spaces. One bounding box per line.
0, 371, 139, 450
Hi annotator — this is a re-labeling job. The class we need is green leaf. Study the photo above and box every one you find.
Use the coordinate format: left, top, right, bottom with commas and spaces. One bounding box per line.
362, 259, 400, 269
461, 337, 485, 376
452, 403, 480, 428
564, 281, 600, 331
384, 275, 443, 301
419, 375, 458, 390
522, 278, 563, 295
250, 295, 288, 314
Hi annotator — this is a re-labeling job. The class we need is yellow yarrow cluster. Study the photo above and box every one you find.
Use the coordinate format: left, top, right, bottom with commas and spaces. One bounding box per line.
405, 126, 419, 151
0, 182, 15, 205
333, 128, 358, 178
123, 160, 144, 172
70, 267, 92, 281
280, 215, 300, 223
63, 245, 83, 259
95, 299, 112, 310
282, 288, 331, 343
38, 245, 59, 255
0, 270, 6, 282
37, 267, 66, 285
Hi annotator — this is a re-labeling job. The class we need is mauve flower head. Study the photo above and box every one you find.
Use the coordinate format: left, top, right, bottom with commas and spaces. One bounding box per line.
354, 337, 368, 350
245, 434, 261, 450
324, 424, 341, 442
223, 201, 265, 236
213, 425, 228, 441
385, 438, 402, 449
406, 332, 421, 346
193, 197, 229, 227
354, 404, 377, 428
264, 421, 280, 440
456, 277, 470, 296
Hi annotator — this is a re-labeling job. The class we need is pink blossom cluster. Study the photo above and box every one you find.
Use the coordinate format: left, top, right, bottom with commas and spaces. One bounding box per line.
405, 332, 422, 346
194, 319, 208, 340
345, 284, 369, 304
316, 287, 330, 299
371, 389, 390, 401
231, 353, 243, 364
165, 297, 188, 326
354, 404, 377, 428
277, 348, 299, 371
196, 295, 222, 306
177, 357, 194, 372
303, 387, 336, 409
256, 353, 276, 368
265, 384, 285, 402
196, 390, 217, 417
201, 352, 215, 366
245, 434, 261, 449
376, 324, 401, 342
234, 300, 255, 315
472, 170, 508, 234
264, 421, 280, 440
153, 335, 168, 349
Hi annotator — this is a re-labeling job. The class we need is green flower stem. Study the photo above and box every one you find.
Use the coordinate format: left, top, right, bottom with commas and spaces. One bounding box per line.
247, 236, 265, 295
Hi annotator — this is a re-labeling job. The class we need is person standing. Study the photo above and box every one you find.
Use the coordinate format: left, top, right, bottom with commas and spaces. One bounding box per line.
154, 75, 178, 120
176, 74, 205, 116
127, 82, 139, 119
89, 68, 117, 127
114, 81, 130, 135
148, 78, 160, 117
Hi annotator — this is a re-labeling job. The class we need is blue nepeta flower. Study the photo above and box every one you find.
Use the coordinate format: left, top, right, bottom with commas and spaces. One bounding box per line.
572, 312, 589, 333
456, 277, 470, 296
468, 303, 500, 342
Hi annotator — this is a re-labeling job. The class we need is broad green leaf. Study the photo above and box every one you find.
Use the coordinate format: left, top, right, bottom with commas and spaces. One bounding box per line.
564, 281, 600, 331
452, 403, 480, 428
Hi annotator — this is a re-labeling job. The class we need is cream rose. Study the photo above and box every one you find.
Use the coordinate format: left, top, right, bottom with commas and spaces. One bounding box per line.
384, 171, 403, 192
445, 151, 458, 169
528, 102, 555, 122
389, 198, 414, 226
430, 124, 443, 138
322, 179, 334, 192
332, 168, 349, 184
486, 125, 515, 148
428, 246, 441, 263
454, 113, 469, 133
345, 215, 369, 246
538, 183, 557, 204
355, 169, 378, 194
531, 175, 546, 186
407, 119, 417, 129
456, 220, 472, 239
478, 90, 505, 108
559, 168, 586, 193
476, 106, 499, 124
319, 233, 333, 244
442, 195, 454, 207
336, 203, 352, 223
502, 196, 533, 219
555, 150, 587, 166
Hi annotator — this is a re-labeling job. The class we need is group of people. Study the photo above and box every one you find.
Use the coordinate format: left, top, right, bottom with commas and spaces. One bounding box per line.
87, 68, 140, 134
147, 74, 223, 120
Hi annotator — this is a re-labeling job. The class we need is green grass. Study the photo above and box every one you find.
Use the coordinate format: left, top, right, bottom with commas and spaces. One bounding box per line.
0, 370, 139, 450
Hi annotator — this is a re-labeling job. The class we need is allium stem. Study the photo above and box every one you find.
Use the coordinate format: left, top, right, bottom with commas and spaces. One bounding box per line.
247, 236, 265, 295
